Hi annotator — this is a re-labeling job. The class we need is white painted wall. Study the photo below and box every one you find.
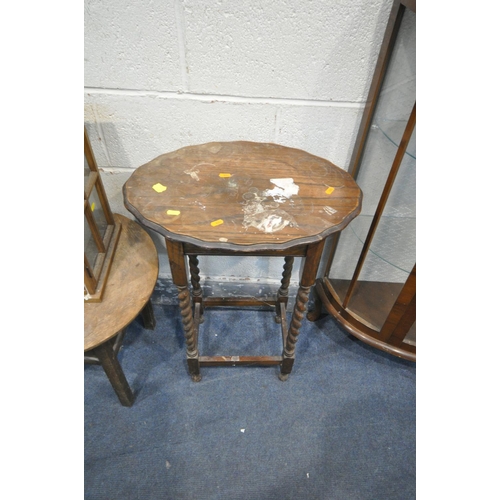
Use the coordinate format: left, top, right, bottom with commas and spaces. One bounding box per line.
84, 0, 393, 285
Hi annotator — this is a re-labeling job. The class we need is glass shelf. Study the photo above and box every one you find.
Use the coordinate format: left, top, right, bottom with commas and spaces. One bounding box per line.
375, 119, 416, 159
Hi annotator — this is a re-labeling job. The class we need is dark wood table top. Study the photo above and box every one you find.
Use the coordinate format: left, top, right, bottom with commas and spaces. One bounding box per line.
84, 214, 159, 351
123, 141, 362, 252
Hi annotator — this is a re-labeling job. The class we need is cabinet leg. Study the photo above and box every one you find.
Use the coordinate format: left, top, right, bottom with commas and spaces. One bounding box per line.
306, 284, 323, 322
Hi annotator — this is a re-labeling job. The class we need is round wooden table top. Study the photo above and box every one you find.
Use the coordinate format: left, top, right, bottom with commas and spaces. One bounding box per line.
123, 141, 362, 251
84, 214, 159, 351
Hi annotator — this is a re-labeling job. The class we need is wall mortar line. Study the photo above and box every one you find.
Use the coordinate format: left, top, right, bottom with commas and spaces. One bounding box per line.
84, 87, 365, 109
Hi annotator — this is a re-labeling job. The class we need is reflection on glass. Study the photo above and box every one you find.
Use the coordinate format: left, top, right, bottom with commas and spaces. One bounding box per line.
88, 189, 107, 239
84, 154, 91, 188
372, 7, 416, 144
84, 214, 99, 269
404, 321, 416, 346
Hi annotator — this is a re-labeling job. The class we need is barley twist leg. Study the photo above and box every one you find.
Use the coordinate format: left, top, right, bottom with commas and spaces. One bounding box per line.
275, 256, 294, 323
177, 285, 201, 381
188, 255, 204, 323
279, 285, 311, 381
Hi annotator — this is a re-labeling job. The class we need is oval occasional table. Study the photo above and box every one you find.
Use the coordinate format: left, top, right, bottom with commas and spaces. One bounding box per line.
123, 141, 362, 382
84, 214, 159, 406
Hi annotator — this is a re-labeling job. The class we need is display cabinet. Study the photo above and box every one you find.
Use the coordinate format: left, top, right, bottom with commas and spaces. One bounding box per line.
84, 127, 122, 302
310, 0, 416, 361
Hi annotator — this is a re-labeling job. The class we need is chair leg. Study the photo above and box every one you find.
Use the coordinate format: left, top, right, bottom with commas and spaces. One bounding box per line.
92, 339, 135, 407
140, 298, 156, 330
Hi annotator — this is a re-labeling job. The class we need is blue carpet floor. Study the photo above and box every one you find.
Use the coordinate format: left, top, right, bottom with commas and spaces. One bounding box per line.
84, 304, 416, 500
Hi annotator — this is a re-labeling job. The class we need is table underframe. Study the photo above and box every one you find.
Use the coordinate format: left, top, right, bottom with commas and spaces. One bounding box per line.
165, 238, 326, 381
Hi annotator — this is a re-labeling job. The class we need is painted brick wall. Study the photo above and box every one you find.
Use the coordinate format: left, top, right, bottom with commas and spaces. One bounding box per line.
84, 0, 392, 284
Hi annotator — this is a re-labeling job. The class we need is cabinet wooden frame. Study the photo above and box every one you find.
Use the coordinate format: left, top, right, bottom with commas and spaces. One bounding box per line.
84, 127, 121, 302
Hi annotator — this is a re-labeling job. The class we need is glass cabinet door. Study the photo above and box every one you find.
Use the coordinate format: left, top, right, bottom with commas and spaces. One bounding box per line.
315, 1, 416, 360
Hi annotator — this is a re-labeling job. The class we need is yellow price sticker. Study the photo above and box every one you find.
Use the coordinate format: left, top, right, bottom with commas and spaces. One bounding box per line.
325, 186, 335, 195
152, 183, 167, 193
211, 219, 224, 227
91, 202, 95, 211
166, 210, 180, 216
219, 173, 232, 178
